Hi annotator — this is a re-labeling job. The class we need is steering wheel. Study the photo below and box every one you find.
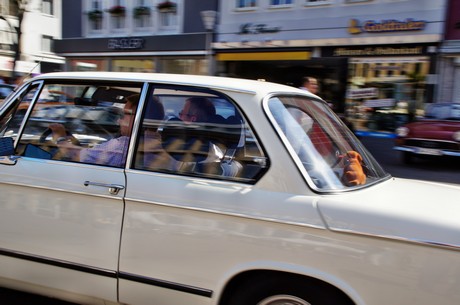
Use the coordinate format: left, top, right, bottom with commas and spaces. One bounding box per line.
330, 150, 345, 168
39, 127, 81, 146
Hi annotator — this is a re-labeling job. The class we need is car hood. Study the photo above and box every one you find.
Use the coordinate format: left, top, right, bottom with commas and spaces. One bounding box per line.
406, 120, 460, 140
318, 178, 460, 249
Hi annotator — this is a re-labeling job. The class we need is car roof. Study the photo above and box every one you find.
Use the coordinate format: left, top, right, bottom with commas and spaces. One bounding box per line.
31, 72, 312, 97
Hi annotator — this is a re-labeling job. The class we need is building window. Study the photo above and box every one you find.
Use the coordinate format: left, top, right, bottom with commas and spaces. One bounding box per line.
270, 0, 292, 5
109, 0, 126, 30
237, 0, 256, 8
88, 0, 104, 31
42, 35, 53, 53
305, 0, 331, 5
345, 0, 372, 3
8, 0, 19, 16
134, 0, 152, 28
42, 0, 54, 15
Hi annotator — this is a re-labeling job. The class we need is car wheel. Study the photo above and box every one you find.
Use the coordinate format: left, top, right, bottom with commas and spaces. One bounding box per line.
402, 151, 413, 164
225, 274, 353, 305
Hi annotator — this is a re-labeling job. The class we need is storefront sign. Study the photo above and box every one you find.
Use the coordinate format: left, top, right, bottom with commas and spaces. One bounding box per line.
239, 23, 281, 35
347, 88, 378, 99
348, 18, 426, 34
108, 37, 145, 50
363, 98, 395, 108
332, 46, 424, 57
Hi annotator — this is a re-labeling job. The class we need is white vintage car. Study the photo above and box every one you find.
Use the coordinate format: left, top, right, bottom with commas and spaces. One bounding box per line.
0, 72, 459, 305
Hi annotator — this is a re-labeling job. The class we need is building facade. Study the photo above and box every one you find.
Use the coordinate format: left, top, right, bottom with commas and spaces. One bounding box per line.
54, 0, 450, 133
215, 0, 446, 133
0, 0, 64, 82
438, 0, 460, 103
55, 0, 217, 75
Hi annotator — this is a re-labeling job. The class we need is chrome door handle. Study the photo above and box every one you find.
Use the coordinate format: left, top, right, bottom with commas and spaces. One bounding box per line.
0, 155, 20, 165
84, 181, 125, 195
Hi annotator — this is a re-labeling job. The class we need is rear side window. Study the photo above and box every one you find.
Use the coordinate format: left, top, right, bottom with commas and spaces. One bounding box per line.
133, 86, 268, 183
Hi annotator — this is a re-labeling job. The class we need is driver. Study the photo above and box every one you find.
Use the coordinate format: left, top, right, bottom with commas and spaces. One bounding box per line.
49, 94, 139, 168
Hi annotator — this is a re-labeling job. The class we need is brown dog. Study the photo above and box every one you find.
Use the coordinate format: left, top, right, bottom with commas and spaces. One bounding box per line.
342, 151, 366, 186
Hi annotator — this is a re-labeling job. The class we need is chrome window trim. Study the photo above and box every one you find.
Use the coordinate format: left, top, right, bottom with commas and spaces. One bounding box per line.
125, 82, 150, 170
13, 81, 45, 148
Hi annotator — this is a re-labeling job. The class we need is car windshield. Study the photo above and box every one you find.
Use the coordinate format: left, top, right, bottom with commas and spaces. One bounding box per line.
266, 95, 389, 191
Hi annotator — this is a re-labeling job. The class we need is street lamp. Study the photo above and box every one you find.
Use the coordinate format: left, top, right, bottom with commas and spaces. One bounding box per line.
200, 10, 217, 75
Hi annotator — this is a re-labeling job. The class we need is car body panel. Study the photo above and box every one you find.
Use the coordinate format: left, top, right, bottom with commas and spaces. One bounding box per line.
319, 178, 460, 248
0, 157, 124, 302
403, 120, 460, 140
0, 72, 459, 305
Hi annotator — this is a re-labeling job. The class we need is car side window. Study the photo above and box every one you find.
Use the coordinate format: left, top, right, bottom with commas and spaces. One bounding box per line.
0, 83, 40, 143
16, 82, 142, 168
133, 86, 268, 183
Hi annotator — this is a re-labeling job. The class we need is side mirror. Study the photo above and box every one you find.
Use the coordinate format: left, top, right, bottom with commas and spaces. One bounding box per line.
0, 137, 14, 156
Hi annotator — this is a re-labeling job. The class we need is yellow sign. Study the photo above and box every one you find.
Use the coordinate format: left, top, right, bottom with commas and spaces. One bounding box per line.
348, 18, 426, 34
217, 51, 311, 61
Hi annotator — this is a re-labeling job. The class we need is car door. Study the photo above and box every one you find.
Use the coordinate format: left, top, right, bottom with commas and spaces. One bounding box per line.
0, 80, 142, 302
118, 85, 323, 305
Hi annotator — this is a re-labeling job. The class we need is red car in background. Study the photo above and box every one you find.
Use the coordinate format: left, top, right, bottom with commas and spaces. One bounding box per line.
394, 102, 460, 164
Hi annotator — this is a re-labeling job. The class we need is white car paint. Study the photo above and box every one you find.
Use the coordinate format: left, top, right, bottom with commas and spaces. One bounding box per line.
0, 72, 458, 305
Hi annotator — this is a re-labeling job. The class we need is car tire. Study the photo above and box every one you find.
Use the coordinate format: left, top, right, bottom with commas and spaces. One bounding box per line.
225, 273, 353, 305
402, 151, 414, 164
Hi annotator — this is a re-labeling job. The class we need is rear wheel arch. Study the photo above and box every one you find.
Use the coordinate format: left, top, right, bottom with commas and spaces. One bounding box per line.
218, 270, 355, 305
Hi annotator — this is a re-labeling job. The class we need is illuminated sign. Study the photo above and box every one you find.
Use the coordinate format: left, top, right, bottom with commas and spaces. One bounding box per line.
348, 18, 426, 34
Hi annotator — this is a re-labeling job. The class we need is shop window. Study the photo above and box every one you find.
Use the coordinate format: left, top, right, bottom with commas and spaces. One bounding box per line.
374, 64, 381, 78
363, 63, 369, 78
159, 58, 206, 75
70, 59, 108, 72
112, 59, 155, 73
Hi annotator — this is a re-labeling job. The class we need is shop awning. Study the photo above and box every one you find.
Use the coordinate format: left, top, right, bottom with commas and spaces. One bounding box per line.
216, 51, 311, 61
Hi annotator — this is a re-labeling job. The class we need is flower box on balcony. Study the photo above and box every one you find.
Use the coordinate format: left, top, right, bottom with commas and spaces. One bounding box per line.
88, 9, 103, 21
107, 5, 126, 17
134, 6, 151, 18
157, 1, 177, 13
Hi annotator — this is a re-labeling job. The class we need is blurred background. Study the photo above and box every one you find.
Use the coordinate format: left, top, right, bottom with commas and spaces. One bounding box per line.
0, 1, 460, 302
